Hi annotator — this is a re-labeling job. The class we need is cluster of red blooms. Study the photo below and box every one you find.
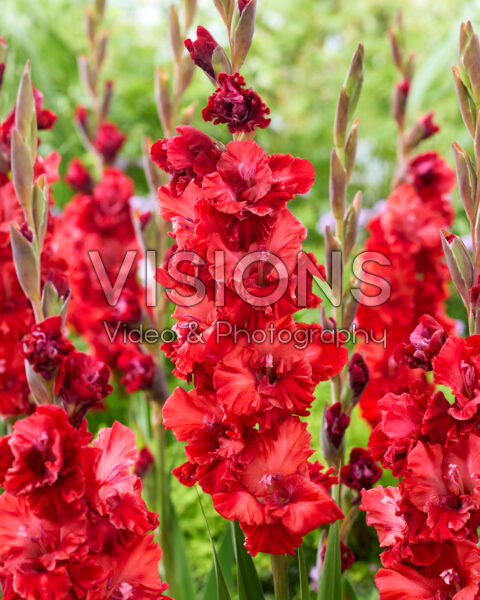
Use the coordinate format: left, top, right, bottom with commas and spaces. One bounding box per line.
154, 24, 351, 553
0, 79, 64, 416
361, 315, 480, 599
356, 150, 456, 425
57, 111, 155, 394
0, 404, 170, 599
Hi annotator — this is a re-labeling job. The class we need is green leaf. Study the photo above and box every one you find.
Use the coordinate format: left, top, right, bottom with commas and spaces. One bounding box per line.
196, 489, 232, 600
232, 521, 264, 600
317, 521, 343, 600
167, 498, 197, 600
201, 524, 235, 600
297, 545, 310, 600
344, 576, 359, 600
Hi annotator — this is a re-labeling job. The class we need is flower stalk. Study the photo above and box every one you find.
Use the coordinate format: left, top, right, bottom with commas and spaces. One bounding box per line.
271, 554, 290, 600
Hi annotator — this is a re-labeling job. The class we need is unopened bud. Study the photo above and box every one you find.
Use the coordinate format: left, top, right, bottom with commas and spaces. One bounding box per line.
155, 67, 173, 137
440, 229, 474, 309
212, 45, 233, 77
213, 0, 235, 30
393, 78, 409, 130
232, 0, 256, 71
343, 43, 364, 117
180, 102, 197, 125
11, 129, 34, 215
78, 55, 96, 96
178, 57, 195, 98
329, 148, 346, 220
169, 5, 183, 64
321, 402, 350, 468
459, 21, 480, 106
32, 177, 49, 250
10, 223, 40, 302
343, 285, 359, 330
344, 191, 362, 260
452, 143, 476, 224
96, 30, 109, 66
345, 118, 359, 182
404, 112, 439, 153
348, 353, 369, 406
333, 86, 349, 150
453, 65, 476, 138
181, 0, 197, 31
100, 80, 114, 121
325, 225, 342, 289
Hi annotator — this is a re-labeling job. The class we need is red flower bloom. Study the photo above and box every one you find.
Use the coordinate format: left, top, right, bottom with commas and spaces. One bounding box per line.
65, 158, 94, 193
118, 351, 156, 393
202, 72, 271, 134
94, 121, 126, 164
57, 352, 112, 426
0, 404, 91, 521
22, 315, 74, 380
212, 418, 343, 555
184, 26, 219, 80
340, 447, 382, 496
151, 125, 221, 196
395, 314, 447, 371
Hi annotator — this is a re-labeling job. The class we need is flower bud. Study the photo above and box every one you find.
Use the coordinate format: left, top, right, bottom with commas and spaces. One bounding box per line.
32, 177, 49, 250
154, 67, 173, 136
169, 4, 183, 64
333, 86, 349, 150
344, 191, 362, 260
232, 0, 256, 72
452, 65, 476, 138
41, 280, 71, 324
392, 78, 409, 130
181, 0, 197, 31
329, 148, 346, 220
0, 38, 7, 91
404, 112, 440, 153
10, 222, 40, 302
321, 402, 350, 468
344, 118, 359, 183
324, 224, 342, 290
348, 353, 369, 405
440, 229, 474, 309
15, 62, 35, 144
135, 446, 155, 479
452, 142, 476, 224
178, 56, 195, 98
212, 45, 233, 77
459, 21, 480, 106
185, 26, 219, 84
387, 25, 403, 71
96, 30, 109, 67
11, 129, 34, 215
343, 284, 359, 330
180, 102, 197, 126
343, 43, 364, 118
77, 55, 96, 97
213, 0, 235, 30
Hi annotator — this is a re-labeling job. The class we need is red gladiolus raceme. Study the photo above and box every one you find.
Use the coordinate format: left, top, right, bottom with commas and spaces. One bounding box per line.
361, 321, 480, 600
356, 150, 456, 425
0, 405, 170, 599
154, 124, 348, 555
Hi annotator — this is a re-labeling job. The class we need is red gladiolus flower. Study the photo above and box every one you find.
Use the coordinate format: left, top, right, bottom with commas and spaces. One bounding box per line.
0, 404, 91, 521
94, 121, 126, 163
202, 72, 271, 134
65, 158, 94, 193
118, 351, 156, 393
57, 352, 113, 426
325, 402, 350, 449
340, 447, 382, 496
135, 447, 155, 479
212, 418, 343, 555
22, 315, 74, 380
184, 26, 219, 80
395, 314, 447, 371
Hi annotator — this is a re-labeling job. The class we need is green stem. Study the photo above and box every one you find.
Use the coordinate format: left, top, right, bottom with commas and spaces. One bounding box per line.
271, 554, 290, 600
153, 405, 178, 595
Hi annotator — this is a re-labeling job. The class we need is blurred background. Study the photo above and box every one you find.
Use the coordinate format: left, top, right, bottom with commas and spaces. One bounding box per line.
1, 0, 476, 597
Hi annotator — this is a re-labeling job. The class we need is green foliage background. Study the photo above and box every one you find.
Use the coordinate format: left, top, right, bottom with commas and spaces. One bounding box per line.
1, 0, 476, 597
